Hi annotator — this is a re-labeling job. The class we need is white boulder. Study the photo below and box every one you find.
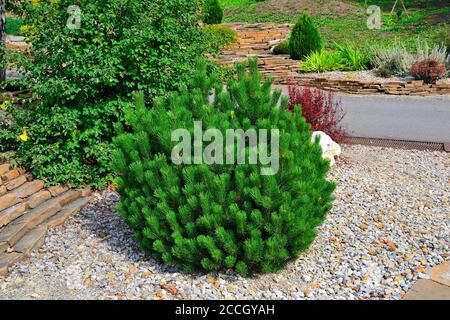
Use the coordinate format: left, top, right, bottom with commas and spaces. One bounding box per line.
311, 131, 342, 166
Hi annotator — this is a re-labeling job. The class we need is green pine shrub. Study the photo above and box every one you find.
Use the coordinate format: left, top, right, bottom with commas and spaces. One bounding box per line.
203, 0, 224, 24
112, 58, 335, 277
272, 40, 289, 55
1, 0, 216, 188
289, 13, 323, 60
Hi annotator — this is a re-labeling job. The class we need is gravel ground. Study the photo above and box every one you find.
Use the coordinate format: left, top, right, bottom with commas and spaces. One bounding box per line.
297, 70, 418, 83
0, 145, 448, 300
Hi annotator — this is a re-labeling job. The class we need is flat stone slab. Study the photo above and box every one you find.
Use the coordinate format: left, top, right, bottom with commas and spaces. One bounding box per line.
5, 175, 27, 191
0, 221, 28, 246
0, 202, 27, 227
0, 193, 19, 212
0, 164, 10, 176
0, 252, 23, 275
46, 197, 91, 228
426, 262, 450, 287
48, 190, 81, 208
27, 190, 52, 209
1, 169, 20, 181
0, 185, 7, 196
13, 225, 48, 254
0, 241, 9, 253
14, 201, 61, 230
48, 185, 69, 197
12, 180, 44, 198
402, 279, 450, 300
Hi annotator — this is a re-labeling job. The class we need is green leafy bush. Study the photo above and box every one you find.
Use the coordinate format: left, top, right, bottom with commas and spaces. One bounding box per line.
203, 0, 224, 24
272, 40, 289, 55
300, 50, 344, 73
289, 12, 323, 60
5, 17, 24, 36
113, 59, 335, 276
1, 0, 215, 188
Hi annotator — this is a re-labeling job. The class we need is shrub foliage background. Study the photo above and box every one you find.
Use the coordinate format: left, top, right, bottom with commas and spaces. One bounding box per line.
1, 0, 214, 188
203, 0, 223, 25
113, 59, 335, 276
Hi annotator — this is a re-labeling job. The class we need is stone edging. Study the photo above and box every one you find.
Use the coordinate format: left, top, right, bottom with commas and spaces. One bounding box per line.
277, 73, 450, 96
220, 23, 450, 96
0, 160, 92, 275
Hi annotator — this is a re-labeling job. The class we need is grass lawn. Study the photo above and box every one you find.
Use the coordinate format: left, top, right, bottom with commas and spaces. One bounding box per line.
219, 0, 449, 49
6, 17, 24, 36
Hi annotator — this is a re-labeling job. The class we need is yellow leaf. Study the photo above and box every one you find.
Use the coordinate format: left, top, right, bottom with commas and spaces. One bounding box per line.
19, 128, 28, 143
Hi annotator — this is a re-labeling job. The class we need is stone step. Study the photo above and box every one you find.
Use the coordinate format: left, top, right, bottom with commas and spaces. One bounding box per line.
0, 252, 23, 275
47, 190, 81, 208
0, 194, 92, 274
0, 193, 20, 212
13, 225, 47, 254
0, 241, 8, 253
48, 185, 69, 197
13, 199, 62, 232
0, 221, 29, 247
0, 202, 27, 228
0, 185, 7, 196
12, 180, 44, 198
1, 168, 22, 182
27, 190, 52, 209
0, 164, 10, 176
5, 175, 28, 192
45, 197, 91, 228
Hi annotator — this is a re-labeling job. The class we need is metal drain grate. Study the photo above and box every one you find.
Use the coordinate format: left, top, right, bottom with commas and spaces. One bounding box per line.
343, 137, 447, 152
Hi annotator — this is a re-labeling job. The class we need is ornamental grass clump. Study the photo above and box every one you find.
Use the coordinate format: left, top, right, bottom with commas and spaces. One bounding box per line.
112, 59, 335, 277
300, 50, 344, 73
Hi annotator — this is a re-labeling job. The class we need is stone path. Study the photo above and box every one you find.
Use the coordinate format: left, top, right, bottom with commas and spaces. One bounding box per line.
403, 262, 450, 300
274, 85, 450, 143
0, 161, 92, 275
220, 24, 450, 95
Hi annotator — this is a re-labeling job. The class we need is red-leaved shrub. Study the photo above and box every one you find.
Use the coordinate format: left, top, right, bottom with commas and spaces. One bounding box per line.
410, 58, 446, 84
288, 85, 347, 143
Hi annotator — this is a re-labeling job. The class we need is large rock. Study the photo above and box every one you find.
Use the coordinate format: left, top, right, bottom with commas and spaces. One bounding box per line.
311, 131, 342, 166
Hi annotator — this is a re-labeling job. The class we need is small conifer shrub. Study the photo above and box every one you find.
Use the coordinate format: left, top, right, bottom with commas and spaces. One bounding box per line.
203, 0, 224, 25
289, 12, 323, 60
272, 40, 289, 55
113, 59, 335, 277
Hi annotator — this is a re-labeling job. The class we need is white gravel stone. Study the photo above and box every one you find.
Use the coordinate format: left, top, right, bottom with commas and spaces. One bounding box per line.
0, 145, 448, 300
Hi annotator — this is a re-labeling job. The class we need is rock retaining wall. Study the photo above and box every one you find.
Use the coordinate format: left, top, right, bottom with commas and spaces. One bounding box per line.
0, 160, 91, 275
220, 23, 450, 96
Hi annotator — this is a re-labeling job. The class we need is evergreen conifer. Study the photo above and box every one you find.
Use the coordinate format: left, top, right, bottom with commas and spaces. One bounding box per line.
113, 58, 335, 276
